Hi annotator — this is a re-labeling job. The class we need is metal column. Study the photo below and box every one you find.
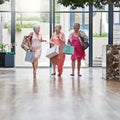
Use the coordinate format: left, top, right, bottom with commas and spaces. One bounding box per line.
89, 6, 93, 67
11, 0, 15, 52
108, 4, 113, 44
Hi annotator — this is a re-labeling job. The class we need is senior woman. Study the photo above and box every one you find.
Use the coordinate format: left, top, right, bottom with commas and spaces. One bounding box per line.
68, 23, 86, 77
28, 24, 46, 78
50, 25, 66, 77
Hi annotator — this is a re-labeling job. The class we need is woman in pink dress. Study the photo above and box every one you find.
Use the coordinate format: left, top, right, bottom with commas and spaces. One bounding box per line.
68, 23, 85, 77
50, 25, 66, 77
28, 24, 46, 78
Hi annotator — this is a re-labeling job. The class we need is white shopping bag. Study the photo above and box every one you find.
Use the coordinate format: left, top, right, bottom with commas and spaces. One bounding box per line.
46, 46, 59, 59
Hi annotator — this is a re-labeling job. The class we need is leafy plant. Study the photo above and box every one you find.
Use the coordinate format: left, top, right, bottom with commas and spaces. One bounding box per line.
93, 33, 108, 37
57, 0, 120, 9
4, 23, 35, 32
0, 42, 16, 53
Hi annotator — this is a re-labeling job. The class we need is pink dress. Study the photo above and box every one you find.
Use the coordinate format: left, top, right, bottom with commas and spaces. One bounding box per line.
50, 32, 66, 74
71, 34, 85, 60
31, 32, 42, 59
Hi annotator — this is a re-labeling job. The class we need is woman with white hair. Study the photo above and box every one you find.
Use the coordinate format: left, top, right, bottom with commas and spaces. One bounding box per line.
28, 24, 47, 78
50, 25, 66, 77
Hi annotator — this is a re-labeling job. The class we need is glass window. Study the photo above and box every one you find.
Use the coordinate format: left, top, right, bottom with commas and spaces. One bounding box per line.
0, 1, 11, 11
15, 13, 50, 67
16, 0, 50, 12
55, 13, 89, 67
93, 5, 108, 11
93, 12, 108, 66
114, 6, 120, 11
113, 12, 120, 44
0, 12, 11, 52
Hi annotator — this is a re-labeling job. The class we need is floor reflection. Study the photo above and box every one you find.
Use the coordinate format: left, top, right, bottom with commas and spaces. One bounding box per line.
0, 68, 120, 120
33, 78, 38, 93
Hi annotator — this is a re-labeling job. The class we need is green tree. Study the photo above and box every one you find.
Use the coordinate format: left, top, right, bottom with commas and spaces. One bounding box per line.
0, 0, 9, 4
57, 0, 120, 9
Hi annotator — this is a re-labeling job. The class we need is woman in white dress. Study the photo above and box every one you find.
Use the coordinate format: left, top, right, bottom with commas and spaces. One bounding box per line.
28, 24, 47, 78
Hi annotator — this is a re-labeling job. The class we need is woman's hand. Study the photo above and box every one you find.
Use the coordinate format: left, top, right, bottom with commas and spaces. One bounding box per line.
43, 40, 47, 42
29, 46, 33, 51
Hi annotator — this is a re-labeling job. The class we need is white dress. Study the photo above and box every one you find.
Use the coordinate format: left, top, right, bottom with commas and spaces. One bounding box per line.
31, 32, 42, 59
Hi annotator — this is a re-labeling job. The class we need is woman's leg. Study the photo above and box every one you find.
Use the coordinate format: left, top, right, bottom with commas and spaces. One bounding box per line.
77, 60, 81, 76
32, 58, 38, 78
71, 60, 75, 75
58, 65, 62, 76
52, 64, 56, 75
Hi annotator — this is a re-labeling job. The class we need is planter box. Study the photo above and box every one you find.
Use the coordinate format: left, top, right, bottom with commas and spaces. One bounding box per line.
0, 53, 15, 67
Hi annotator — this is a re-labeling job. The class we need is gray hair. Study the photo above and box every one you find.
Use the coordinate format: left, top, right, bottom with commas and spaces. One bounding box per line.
55, 25, 62, 30
33, 24, 40, 31
73, 23, 80, 28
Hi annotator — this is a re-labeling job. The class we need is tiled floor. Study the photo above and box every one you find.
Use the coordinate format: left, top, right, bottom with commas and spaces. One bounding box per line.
0, 68, 120, 120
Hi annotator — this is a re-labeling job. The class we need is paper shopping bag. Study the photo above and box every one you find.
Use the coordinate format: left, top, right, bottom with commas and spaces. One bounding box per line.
46, 46, 59, 59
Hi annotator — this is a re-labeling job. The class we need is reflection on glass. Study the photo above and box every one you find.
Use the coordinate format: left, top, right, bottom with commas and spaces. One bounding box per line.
33, 78, 38, 93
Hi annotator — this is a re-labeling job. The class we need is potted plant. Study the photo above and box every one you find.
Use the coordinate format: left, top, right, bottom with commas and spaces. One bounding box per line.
0, 43, 15, 67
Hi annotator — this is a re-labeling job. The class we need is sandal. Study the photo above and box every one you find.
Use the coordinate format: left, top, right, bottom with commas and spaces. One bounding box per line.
58, 74, 61, 77
51, 73, 56, 76
78, 74, 82, 77
70, 74, 74, 76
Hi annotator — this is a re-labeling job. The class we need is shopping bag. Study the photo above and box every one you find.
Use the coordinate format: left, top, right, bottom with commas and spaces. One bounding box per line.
25, 51, 35, 62
62, 45, 74, 55
46, 45, 59, 59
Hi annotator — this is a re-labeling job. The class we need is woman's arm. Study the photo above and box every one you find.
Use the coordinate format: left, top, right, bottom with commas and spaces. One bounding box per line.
58, 33, 66, 44
41, 39, 47, 42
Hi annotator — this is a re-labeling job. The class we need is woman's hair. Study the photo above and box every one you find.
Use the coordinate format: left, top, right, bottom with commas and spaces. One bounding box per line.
73, 23, 80, 28
55, 25, 62, 30
33, 24, 40, 31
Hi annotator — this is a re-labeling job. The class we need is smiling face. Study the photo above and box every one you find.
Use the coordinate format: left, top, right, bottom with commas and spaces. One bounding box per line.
34, 28, 40, 35
55, 25, 61, 34
73, 23, 80, 33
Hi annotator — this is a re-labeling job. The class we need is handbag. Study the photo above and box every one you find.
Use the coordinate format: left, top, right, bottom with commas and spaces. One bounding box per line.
25, 51, 35, 62
62, 45, 74, 55
80, 37, 89, 50
79, 31, 89, 50
46, 45, 59, 59
21, 33, 33, 51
